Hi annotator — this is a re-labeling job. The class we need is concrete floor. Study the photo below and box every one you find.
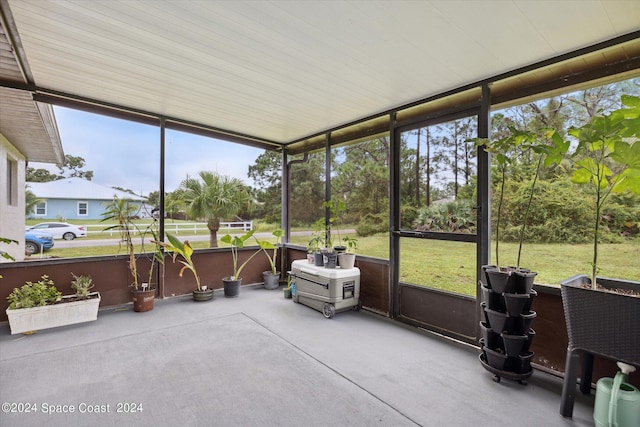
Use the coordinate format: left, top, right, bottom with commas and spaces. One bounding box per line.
0, 285, 595, 427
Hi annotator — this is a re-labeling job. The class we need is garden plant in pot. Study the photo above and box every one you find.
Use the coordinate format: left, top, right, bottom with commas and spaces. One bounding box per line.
552, 95, 640, 417
255, 228, 284, 290
474, 126, 567, 380
156, 233, 212, 301
6, 274, 100, 335
308, 223, 325, 266
101, 196, 164, 312
338, 236, 358, 270
220, 230, 262, 297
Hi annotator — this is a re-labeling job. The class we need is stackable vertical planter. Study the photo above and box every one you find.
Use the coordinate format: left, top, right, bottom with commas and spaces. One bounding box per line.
479, 265, 537, 384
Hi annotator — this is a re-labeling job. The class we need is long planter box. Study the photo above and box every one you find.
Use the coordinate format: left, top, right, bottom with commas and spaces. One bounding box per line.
561, 275, 639, 365
6, 292, 101, 335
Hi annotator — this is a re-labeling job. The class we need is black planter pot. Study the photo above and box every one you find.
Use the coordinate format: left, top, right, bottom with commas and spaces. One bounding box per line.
523, 289, 537, 314
480, 302, 490, 325
484, 268, 511, 294
522, 329, 535, 353
482, 284, 506, 313
223, 277, 241, 298
513, 311, 536, 335
509, 270, 536, 294
501, 333, 528, 357
283, 287, 292, 299
323, 252, 338, 269
480, 321, 503, 351
484, 347, 510, 371
481, 265, 497, 289
484, 307, 509, 333
263, 271, 280, 290
192, 288, 214, 301
514, 351, 534, 375
314, 251, 324, 266
484, 266, 537, 295
503, 292, 530, 317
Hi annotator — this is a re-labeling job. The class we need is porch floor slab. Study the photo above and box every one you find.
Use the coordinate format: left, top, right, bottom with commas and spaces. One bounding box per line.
0, 285, 595, 426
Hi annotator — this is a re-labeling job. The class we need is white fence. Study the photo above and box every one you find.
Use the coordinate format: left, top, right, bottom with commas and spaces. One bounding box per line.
85, 221, 253, 236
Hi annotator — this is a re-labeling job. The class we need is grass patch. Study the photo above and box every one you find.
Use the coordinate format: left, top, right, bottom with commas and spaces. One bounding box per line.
41, 230, 640, 298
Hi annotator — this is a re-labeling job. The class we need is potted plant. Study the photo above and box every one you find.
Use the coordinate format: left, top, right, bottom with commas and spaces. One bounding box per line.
156, 233, 212, 301
220, 230, 262, 297
308, 222, 325, 266
255, 228, 284, 290
473, 126, 566, 379
554, 95, 640, 416
283, 274, 293, 299
5, 274, 100, 335
338, 236, 358, 269
101, 196, 162, 311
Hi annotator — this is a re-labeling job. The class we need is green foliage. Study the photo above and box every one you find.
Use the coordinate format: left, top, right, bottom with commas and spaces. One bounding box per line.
342, 236, 359, 253
7, 275, 62, 309
0, 236, 18, 262
70, 273, 94, 298
180, 171, 253, 247
414, 200, 476, 233
101, 196, 140, 288
101, 196, 162, 289
156, 233, 201, 291
255, 228, 284, 275
356, 213, 388, 237
220, 230, 261, 280
557, 94, 640, 284
400, 205, 418, 230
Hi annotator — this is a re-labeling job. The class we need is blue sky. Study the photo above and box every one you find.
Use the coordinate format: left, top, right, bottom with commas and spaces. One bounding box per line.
31, 107, 265, 196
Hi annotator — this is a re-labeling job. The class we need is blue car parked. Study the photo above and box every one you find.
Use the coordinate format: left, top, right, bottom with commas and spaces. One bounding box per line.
25, 230, 54, 254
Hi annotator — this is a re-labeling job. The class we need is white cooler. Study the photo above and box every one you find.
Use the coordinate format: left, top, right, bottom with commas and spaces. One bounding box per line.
289, 259, 361, 318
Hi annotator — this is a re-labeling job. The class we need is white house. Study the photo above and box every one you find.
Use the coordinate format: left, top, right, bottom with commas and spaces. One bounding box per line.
28, 178, 146, 220
0, 93, 64, 261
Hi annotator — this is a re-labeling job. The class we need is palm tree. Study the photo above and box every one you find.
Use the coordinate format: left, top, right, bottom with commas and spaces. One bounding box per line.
180, 171, 252, 248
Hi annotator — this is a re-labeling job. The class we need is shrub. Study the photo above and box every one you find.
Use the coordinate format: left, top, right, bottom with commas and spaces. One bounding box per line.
6, 275, 62, 309
356, 213, 389, 237
414, 200, 476, 233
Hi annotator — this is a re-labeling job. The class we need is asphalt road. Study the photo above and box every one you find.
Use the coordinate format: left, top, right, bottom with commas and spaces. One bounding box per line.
53, 230, 353, 248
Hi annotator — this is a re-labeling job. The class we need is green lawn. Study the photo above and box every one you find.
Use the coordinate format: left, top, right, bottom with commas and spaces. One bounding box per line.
38, 230, 640, 298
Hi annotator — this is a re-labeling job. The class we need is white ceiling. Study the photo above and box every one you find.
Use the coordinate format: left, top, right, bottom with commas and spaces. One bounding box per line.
5, 0, 640, 145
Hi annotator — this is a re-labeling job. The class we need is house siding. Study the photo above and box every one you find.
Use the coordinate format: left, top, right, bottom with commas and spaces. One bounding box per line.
0, 134, 26, 262
32, 199, 143, 221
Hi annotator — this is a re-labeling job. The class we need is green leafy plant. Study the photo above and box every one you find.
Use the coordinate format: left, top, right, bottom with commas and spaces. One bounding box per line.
102, 196, 164, 290
255, 228, 284, 275
7, 275, 62, 309
474, 128, 567, 268
342, 236, 359, 254
0, 236, 18, 262
550, 94, 640, 287
220, 230, 261, 280
70, 273, 94, 298
155, 233, 202, 291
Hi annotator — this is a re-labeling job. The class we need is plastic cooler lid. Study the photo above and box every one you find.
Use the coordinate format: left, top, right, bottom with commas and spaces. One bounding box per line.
291, 259, 360, 279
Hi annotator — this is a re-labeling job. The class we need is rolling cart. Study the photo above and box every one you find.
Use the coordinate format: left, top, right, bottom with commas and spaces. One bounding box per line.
289, 259, 360, 318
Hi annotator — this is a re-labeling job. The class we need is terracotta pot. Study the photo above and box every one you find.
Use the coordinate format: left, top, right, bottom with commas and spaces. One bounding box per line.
131, 288, 155, 312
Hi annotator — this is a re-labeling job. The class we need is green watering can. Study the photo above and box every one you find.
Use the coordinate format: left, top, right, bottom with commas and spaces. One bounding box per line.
594, 362, 640, 427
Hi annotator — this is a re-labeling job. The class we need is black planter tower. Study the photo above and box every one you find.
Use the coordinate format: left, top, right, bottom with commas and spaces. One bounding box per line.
479, 265, 537, 384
